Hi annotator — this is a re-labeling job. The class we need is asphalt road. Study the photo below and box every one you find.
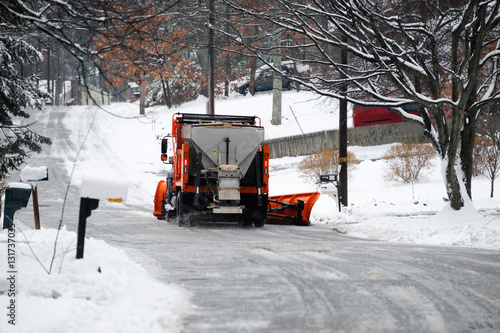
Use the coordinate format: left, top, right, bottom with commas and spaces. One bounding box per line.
11, 107, 500, 332
94, 214, 500, 333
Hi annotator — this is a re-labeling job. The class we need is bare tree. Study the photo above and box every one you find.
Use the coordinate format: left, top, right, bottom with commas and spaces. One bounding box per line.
220, 0, 500, 210
477, 103, 500, 197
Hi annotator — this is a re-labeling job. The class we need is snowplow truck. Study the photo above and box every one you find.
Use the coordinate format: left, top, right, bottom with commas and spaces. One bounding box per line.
154, 113, 269, 227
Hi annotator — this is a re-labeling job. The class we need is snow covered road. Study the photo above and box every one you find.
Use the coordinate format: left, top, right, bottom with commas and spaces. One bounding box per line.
91, 215, 500, 332
5, 103, 500, 332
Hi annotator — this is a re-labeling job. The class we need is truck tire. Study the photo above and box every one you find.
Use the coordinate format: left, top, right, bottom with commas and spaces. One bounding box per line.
254, 218, 266, 228
176, 191, 190, 227
166, 176, 175, 219
238, 216, 254, 228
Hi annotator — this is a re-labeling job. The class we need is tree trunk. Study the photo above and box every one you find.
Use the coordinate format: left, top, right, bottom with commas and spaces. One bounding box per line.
249, 56, 257, 96
460, 116, 476, 200
160, 75, 171, 109
460, 86, 478, 200
491, 179, 495, 198
444, 157, 464, 210
55, 45, 61, 106
139, 70, 145, 115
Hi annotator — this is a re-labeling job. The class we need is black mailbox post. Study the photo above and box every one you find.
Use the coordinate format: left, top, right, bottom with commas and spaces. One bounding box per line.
3, 187, 32, 229
76, 197, 100, 259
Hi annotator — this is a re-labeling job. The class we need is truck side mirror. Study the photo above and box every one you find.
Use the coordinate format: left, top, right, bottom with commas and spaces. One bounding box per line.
161, 137, 168, 154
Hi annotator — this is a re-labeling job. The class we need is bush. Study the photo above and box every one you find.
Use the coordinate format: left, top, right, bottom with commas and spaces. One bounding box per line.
472, 137, 488, 176
473, 137, 499, 175
298, 149, 357, 183
473, 136, 500, 197
383, 143, 436, 183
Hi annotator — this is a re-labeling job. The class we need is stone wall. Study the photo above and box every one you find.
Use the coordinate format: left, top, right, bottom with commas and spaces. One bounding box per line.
265, 122, 429, 158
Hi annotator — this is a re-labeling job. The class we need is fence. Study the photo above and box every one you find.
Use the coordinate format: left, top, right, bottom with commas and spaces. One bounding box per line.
265, 122, 429, 158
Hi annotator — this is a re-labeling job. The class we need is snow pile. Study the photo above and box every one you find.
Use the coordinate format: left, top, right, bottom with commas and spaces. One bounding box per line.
0, 225, 190, 333
19, 166, 48, 182
330, 207, 500, 250
270, 150, 500, 250
5, 182, 32, 190
80, 174, 129, 202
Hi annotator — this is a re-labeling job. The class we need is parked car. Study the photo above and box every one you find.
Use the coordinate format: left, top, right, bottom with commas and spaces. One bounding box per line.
237, 65, 296, 95
352, 104, 421, 127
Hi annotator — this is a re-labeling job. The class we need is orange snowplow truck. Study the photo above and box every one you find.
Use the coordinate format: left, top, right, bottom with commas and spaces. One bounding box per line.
154, 113, 270, 227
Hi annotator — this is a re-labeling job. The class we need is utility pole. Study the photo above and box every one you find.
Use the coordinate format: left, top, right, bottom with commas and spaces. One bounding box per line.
47, 41, 51, 100
338, 33, 348, 207
207, 0, 215, 115
271, 29, 282, 125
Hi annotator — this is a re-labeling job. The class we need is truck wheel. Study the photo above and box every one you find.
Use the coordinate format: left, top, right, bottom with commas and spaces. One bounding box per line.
176, 191, 189, 227
254, 218, 266, 228
178, 214, 188, 227
238, 216, 253, 228
166, 177, 175, 219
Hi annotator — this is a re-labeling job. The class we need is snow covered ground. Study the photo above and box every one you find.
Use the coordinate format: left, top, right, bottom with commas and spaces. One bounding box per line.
1, 225, 191, 333
1, 89, 499, 332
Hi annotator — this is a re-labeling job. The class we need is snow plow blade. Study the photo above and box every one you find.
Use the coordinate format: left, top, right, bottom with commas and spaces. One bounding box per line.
153, 180, 167, 220
267, 192, 320, 226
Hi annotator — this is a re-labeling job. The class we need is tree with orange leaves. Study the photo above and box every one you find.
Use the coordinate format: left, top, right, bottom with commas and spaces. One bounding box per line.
94, 3, 205, 111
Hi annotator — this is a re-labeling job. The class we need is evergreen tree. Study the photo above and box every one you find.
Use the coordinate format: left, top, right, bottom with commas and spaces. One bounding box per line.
0, 34, 51, 178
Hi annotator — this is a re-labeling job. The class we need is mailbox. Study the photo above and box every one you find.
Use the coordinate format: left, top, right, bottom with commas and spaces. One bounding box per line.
319, 174, 340, 212
3, 185, 32, 229
320, 174, 337, 183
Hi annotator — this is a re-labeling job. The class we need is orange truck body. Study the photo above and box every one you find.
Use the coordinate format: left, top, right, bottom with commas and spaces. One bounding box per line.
154, 113, 270, 226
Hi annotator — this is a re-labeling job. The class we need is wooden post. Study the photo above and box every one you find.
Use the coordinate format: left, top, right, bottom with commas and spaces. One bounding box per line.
32, 184, 41, 230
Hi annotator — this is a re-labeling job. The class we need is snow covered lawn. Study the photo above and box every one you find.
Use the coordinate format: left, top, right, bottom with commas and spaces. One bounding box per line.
271, 146, 500, 251
0, 224, 190, 333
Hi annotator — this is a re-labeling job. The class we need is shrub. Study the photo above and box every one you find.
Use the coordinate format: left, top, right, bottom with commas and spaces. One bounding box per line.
298, 149, 357, 183
472, 137, 488, 176
383, 143, 436, 183
473, 136, 500, 197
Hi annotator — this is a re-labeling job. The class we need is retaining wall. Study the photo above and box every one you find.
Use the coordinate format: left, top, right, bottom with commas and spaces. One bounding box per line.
265, 122, 429, 158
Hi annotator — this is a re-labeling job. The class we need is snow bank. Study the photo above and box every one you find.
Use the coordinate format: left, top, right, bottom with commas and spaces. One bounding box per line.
6, 182, 33, 190
80, 175, 129, 202
0, 225, 191, 333
331, 211, 500, 250
20, 166, 48, 182
279, 148, 500, 251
